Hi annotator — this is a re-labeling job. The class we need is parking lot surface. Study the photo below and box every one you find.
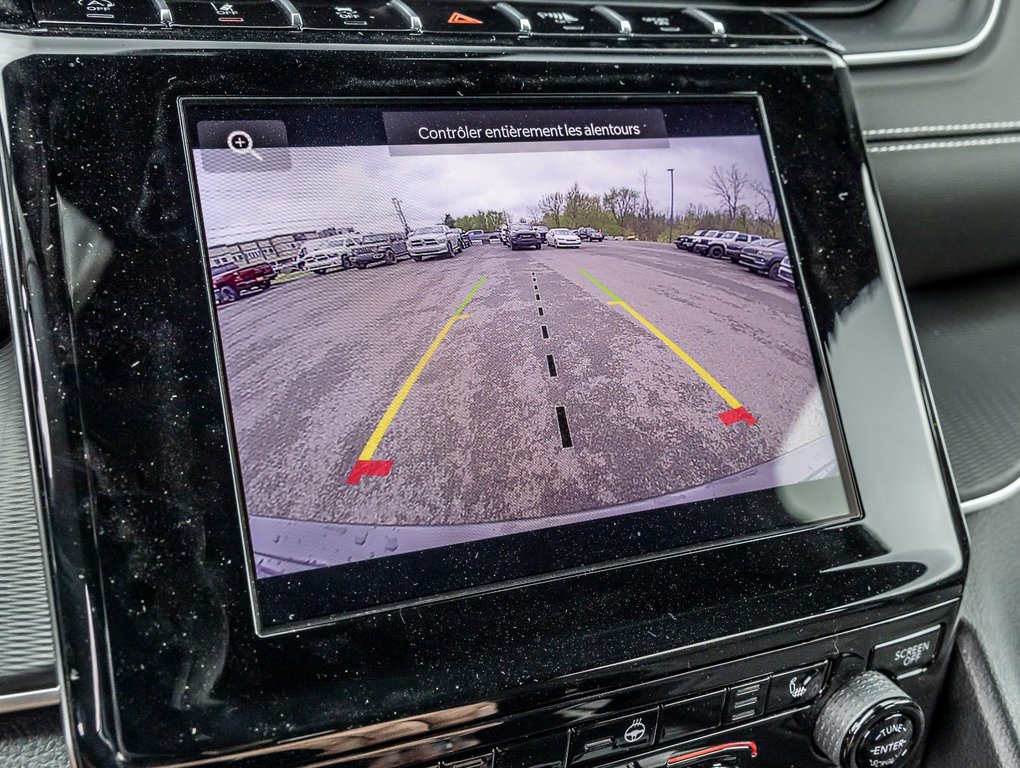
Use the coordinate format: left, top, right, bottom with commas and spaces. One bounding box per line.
217, 240, 830, 535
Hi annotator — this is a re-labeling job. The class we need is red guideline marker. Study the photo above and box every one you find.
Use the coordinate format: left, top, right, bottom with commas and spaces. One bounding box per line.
347, 459, 394, 485
718, 406, 757, 427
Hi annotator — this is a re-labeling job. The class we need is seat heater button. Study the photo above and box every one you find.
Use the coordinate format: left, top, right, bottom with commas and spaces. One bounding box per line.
766, 661, 828, 713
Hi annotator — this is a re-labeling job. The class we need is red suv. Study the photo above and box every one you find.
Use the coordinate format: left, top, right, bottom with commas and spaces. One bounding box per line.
211, 262, 275, 303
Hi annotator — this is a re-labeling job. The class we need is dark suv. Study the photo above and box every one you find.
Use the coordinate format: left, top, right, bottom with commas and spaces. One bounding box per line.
578, 227, 605, 242
507, 225, 543, 251
738, 241, 788, 279
211, 262, 276, 303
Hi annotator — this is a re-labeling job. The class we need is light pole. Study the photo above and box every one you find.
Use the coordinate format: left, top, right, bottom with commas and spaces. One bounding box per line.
392, 197, 409, 235
667, 168, 675, 242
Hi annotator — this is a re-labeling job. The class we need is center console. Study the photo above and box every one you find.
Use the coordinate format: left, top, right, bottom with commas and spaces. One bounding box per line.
0, 11, 967, 768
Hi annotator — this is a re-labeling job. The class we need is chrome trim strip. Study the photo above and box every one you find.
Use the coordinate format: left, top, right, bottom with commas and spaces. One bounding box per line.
495, 3, 531, 35
771, 11, 844, 51
387, 0, 421, 32
843, 0, 1001, 67
683, 8, 725, 37
152, 0, 173, 26
0, 28, 837, 58
272, 0, 302, 29
961, 475, 1020, 514
592, 5, 631, 35
0, 686, 60, 715
864, 120, 1020, 139
867, 135, 1020, 153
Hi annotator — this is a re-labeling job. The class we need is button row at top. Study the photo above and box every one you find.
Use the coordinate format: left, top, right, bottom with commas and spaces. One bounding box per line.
34, 0, 802, 38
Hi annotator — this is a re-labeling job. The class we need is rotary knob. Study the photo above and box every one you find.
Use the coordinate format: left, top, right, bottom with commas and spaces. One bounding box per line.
813, 671, 923, 768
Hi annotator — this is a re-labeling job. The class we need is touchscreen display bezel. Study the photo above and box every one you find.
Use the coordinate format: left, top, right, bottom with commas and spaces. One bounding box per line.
180, 94, 862, 635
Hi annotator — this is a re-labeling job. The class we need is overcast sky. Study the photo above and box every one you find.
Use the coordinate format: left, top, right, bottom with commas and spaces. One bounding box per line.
193, 135, 775, 246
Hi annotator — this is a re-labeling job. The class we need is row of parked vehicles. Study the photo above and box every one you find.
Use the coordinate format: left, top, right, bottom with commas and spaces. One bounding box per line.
675, 228, 794, 287
489, 223, 607, 251
211, 222, 613, 304
212, 225, 478, 304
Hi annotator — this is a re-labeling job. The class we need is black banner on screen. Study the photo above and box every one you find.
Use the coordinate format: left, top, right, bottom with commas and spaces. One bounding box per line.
383, 108, 670, 155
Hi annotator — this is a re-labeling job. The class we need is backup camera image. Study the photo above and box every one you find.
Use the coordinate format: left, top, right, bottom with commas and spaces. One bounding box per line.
189, 104, 844, 580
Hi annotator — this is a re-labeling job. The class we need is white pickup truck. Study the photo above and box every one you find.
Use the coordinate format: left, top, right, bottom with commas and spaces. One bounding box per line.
300, 234, 361, 274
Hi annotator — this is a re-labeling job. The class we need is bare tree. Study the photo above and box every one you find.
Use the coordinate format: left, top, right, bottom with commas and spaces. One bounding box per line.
639, 170, 653, 218
708, 164, 749, 219
750, 180, 777, 223
537, 192, 566, 227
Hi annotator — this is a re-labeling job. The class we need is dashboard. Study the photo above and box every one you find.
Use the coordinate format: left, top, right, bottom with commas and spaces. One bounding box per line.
2, 1, 1018, 767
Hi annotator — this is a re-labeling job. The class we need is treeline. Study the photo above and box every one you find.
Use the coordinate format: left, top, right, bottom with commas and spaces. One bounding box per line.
448, 164, 782, 242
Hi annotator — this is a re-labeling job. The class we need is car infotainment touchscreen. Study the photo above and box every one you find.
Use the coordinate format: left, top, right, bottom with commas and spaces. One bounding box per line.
183, 100, 856, 630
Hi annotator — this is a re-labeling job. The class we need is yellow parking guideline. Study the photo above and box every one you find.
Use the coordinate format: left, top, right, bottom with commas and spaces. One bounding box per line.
579, 268, 742, 410
357, 276, 485, 463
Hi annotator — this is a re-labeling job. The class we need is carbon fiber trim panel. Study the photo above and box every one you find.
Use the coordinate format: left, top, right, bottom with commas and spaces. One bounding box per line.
909, 270, 1020, 503
0, 342, 55, 694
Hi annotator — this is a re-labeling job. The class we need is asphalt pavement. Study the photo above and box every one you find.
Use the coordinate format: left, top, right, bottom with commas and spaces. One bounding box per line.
216, 240, 833, 539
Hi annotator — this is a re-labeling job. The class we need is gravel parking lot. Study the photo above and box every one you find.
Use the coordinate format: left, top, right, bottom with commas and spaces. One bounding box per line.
217, 239, 831, 547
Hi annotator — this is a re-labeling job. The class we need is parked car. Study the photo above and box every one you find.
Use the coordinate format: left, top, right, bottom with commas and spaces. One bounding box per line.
738, 241, 789, 279
450, 227, 472, 250
547, 228, 581, 248
406, 225, 461, 261
723, 232, 764, 261
689, 230, 721, 253
776, 255, 795, 287
212, 262, 275, 303
268, 257, 301, 274
466, 229, 492, 244
696, 230, 753, 259
507, 225, 543, 250
534, 225, 549, 242
300, 234, 359, 274
729, 236, 780, 263
350, 233, 410, 268
675, 229, 707, 250
577, 226, 605, 242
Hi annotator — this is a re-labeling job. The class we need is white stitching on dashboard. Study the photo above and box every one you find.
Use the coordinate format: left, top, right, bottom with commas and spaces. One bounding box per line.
868, 135, 1020, 153
863, 121, 1020, 138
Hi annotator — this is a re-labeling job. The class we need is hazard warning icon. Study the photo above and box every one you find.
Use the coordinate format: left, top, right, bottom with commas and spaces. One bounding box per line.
447, 10, 483, 23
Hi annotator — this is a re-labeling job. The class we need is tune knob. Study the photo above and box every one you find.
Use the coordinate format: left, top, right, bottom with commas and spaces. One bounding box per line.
813, 671, 924, 768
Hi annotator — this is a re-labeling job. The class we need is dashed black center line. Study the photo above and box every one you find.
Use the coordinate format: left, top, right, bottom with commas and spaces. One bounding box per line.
555, 406, 573, 448
526, 267, 571, 449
